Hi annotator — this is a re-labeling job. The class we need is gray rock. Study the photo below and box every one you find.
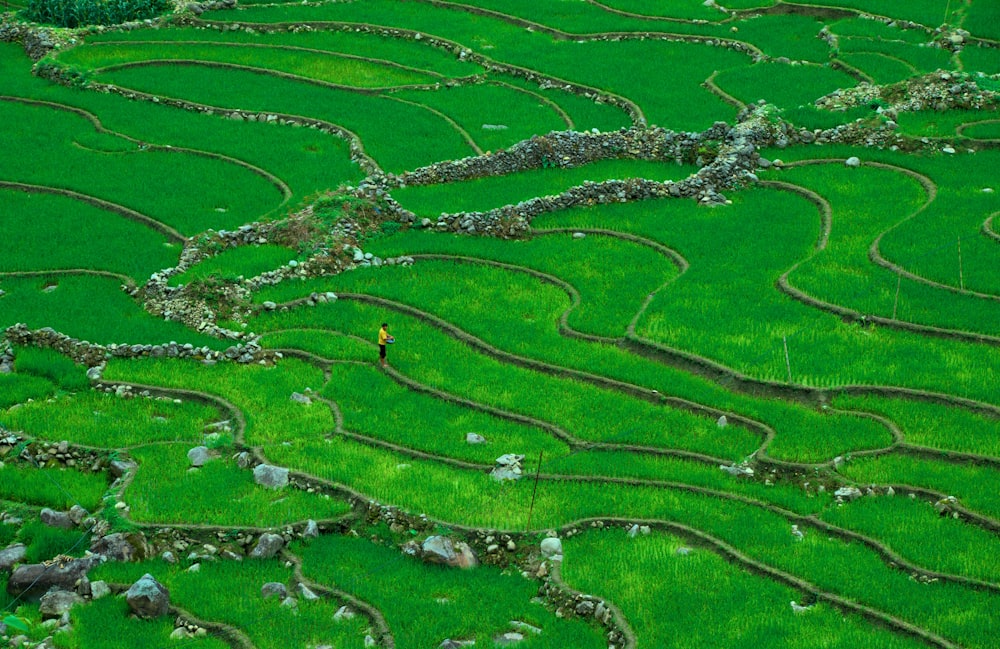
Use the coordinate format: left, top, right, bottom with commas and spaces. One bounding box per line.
253, 464, 289, 489
0, 543, 27, 570
302, 519, 320, 538
261, 582, 288, 599
8, 557, 98, 598
40, 508, 74, 529
91, 532, 144, 562
187, 446, 212, 467
421, 536, 477, 569
126, 574, 170, 619
249, 533, 285, 559
290, 392, 312, 405
90, 580, 111, 600
845, 156, 861, 167
540, 537, 562, 560
40, 589, 83, 619
834, 486, 863, 501
465, 433, 487, 444
298, 583, 319, 600
68, 505, 88, 526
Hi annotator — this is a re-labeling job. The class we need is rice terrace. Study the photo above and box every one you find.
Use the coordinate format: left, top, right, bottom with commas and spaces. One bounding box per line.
2, 0, 1000, 646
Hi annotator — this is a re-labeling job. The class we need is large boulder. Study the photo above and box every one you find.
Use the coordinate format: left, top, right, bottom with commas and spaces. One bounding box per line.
8, 557, 98, 598
540, 537, 563, 560
253, 464, 289, 489
39, 588, 84, 619
91, 532, 148, 562
126, 574, 170, 618
421, 536, 478, 569
0, 543, 26, 570
249, 533, 285, 559
40, 508, 74, 529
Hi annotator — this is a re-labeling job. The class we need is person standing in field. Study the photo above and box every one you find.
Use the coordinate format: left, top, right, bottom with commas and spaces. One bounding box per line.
378, 322, 390, 367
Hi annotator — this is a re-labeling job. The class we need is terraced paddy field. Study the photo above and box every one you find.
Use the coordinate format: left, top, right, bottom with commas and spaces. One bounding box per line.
1, 1, 999, 647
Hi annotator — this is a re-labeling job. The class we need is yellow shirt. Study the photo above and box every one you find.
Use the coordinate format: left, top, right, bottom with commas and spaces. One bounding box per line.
378, 328, 389, 345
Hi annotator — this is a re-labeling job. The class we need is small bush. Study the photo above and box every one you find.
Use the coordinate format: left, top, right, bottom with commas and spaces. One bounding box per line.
22, 0, 170, 28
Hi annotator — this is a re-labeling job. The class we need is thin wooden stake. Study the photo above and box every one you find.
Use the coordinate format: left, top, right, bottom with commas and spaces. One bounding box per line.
783, 336, 792, 384
958, 236, 965, 291
526, 450, 544, 532
892, 272, 901, 320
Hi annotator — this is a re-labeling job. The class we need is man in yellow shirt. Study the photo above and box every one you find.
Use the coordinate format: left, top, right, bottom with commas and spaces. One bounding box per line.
378, 322, 390, 367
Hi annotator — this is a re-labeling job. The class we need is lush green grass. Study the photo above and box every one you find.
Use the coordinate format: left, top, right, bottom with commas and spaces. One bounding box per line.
894, 109, 1000, 138
961, 120, 1000, 139
258, 329, 374, 362
0, 373, 55, 409
58, 41, 441, 87
820, 494, 1000, 583
9, 346, 90, 392
390, 158, 697, 217
839, 453, 1000, 520
0, 463, 107, 511
714, 62, 858, 109
1, 389, 221, 448
125, 444, 349, 526
0, 187, 179, 281
840, 51, 917, 84
729, 13, 833, 62
392, 80, 570, 153
961, 46, 1000, 75
17, 519, 91, 563
496, 74, 632, 133
93, 62, 475, 173
322, 361, 571, 464
2, 42, 362, 210
0, 99, 284, 236
561, 528, 929, 649
247, 293, 888, 464
339, 231, 678, 336
827, 17, 933, 44
0, 274, 225, 348
297, 533, 606, 649
168, 243, 299, 287
771, 163, 1000, 336
82, 27, 485, 78
91, 558, 369, 649
101, 357, 332, 448
67, 596, 231, 649
831, 393, 1000, 458
262, 437, 1000, 649
965, 0, 1000, 41
838, 37, 951, 74
527, 179, 1000, 404
781, 104, 880, 130
794, 0, 952, 28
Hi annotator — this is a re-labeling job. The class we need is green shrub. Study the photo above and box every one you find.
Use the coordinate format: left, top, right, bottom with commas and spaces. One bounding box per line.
22, 0, 170, 28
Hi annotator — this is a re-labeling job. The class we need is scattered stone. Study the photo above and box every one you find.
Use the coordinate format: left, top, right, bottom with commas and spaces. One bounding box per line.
675, 546, 692, 556
333, 605, 356, 621
290, 391, 312, 405
834, 486, 863, 502
0, 543, 27, 570
253, 464, 289, 489
845, 156, 861, 167
40, 508, 74, 529
39, 588, 83, 619
187, 446, 212, 467
490, 454, 525, 482
298, 583, 320, 600
466, 433, 487, 444
421, 536, 478, 569
249, 533, 285, 559
790, 600, 813, 613
540, 537, 562, 560
719, 464, 753, 477
303, 519, 320, 538
8, 557, 98, 598
716, 415, 727, 428
126, 574, 170, 619
942, 146, 956, 154
90, 580, 111, 600
572, 232, 586, 239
